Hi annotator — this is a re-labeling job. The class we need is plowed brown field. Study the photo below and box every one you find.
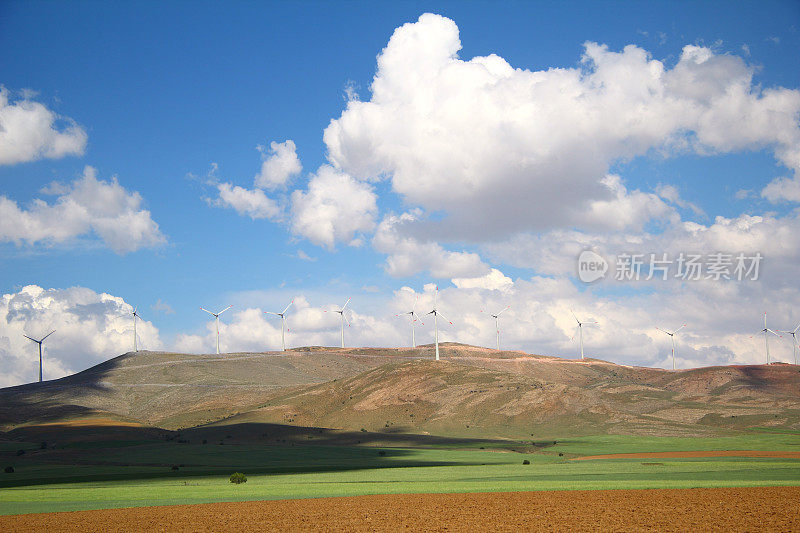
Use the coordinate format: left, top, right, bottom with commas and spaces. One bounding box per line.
3, 486, 799, 532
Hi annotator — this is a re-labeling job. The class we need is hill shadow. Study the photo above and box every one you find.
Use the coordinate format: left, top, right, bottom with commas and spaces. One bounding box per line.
0, 421, 521, 489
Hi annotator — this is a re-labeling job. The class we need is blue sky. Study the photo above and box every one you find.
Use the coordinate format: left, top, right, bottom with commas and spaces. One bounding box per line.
1, 1, 799, 385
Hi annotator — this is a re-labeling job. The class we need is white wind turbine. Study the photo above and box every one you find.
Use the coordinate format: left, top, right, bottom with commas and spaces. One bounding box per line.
427, 286, 453, 361
571, 310, 597, 360
325, 297, 351, 348
482, 306, 510, 351
395, 296, 424, 348
200, 305, 233, 354
655, 323, 687, 370
23, 330, 55, 383
752, 312, 781, 364
131, 306, 142, 352
779, 323, 800, 365
265, 300, 293, 351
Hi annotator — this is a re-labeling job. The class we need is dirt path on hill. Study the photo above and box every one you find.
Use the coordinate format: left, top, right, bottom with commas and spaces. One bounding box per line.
3, 486, 798, 532
573, 450, 800, 460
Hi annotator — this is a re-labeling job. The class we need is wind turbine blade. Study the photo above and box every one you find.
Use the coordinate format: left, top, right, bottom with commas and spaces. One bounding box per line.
23, 335, 37, 342
655, 327, 668, 334
344, 314, 351, 327
437, 312, 453, 325
767, 329, 781, 337
674, 324, 687, 333
41, 330, 56, 341
341, 297, 351, 310
793, 323, 800, 334
265, 311, 280, 316
496, 306, 510, 316
282, 300, 293, 315
200, 307, 215, 316
570, 310, 580, 325
217, 305, 233, 315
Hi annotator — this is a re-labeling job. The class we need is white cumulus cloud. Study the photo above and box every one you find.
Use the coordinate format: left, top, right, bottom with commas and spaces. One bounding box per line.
323, 13, 800, 241
290, 165, 377, 249
0, 88, 87, 165
213, 182, 282, 220
254, 140, 302, 189
0, 285, 163, 387
0, 166, 166, 254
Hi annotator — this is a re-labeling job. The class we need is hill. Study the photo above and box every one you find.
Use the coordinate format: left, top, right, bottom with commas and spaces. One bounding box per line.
1, 344, 799, 440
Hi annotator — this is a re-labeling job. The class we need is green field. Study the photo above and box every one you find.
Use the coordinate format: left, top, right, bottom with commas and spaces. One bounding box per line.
1, 432, 799, 515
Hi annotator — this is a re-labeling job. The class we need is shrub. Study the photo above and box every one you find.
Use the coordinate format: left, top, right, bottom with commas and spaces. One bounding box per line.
360, 428, 367, 433
229, 472, 247, 484
378, 450, 386, 456
558, 452, 564, 457
171, 465, 179, 471
40, 442, 48, 450
4, 466, 13, 473
16, 450, 25, 456
522, 459, 530, 465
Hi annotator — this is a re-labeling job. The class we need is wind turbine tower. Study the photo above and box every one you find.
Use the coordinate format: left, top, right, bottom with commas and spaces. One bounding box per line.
655, 324, 686, 370
483, 306, 510, 351
780, 323, 800, 365
396, 296, 423, 348
265, 300, 293, 351
757, 312, 781, 364
132, 306, 142, 352
23, 330, 55, 383
571, 311, 597, 360
200, 305, 232, 354
329, 298, 351, 348
426, 286, 452, 361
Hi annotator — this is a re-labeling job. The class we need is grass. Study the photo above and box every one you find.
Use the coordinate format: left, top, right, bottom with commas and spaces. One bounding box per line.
1, 433, 798, 515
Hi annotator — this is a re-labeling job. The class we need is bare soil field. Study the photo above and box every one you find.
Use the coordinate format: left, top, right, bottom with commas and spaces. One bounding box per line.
574, 450, 800, 460
3, 487, 798, 532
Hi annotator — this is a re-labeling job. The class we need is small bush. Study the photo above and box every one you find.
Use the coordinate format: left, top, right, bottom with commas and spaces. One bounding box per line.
171, 465, 179, 471
522, 459, 530, 465
360, 428, 367, 433
4, 466, 13, 473
558, 452, 564, 457
16, 450, 25, 456
229, 472, 247, 484
40, 442, 48, 450
378, 450, 386, 456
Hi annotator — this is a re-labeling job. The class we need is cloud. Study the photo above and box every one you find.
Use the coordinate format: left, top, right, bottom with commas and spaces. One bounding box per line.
290, 165, 377, 249
0, 166, 166, 254
373, 211, 490, 278
452, 268, 513, 291
761, 175, 800, 203
151, 299, 174, 315
295, 250, 317, 262
254, 140, 302, 189
213, 182, 282, 220
0, 88, 87, 165
0, 285, 163, 387
323, 14, 800, 241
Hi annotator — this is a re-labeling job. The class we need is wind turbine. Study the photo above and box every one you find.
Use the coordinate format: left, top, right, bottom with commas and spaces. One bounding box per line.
131, 306, 142, 352
265, 300, 293, 351
395, 296, 424, 348
23, 330, 55, 383
655, 324, 687, 370
779, 323, 800, 365
482, 306, 510, 351
200, 305, 232, 354
753, 312, 781, 364
571, 310, 597, 360
426, 286, 452, 361
325, 297, 351, 348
